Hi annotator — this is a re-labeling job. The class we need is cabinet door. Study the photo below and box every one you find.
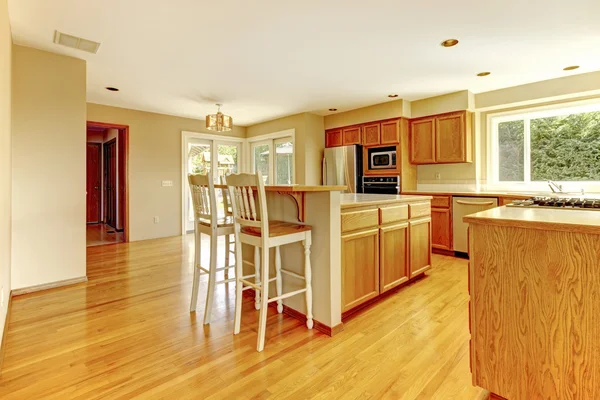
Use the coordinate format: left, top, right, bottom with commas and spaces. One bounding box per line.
342, 126, 361, 145
409, 217, 432, 278
326, 129, 343, 147
431, 207, 452, 250
435, 112, 467, 163
362, 123, 381, 146
341, 228, 379, 312
380, 223, 409, 293
380, 120, 400, 144
410, 118, 436, 164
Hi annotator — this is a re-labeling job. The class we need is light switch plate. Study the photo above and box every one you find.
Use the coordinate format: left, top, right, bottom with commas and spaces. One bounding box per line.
161, 180, 173, 187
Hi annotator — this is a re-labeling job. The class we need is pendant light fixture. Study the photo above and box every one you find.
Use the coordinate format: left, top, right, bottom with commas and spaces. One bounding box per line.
206, 103, 233, 132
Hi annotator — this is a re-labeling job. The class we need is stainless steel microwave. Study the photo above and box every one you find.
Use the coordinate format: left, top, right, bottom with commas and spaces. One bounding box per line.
367, 146, 397, 170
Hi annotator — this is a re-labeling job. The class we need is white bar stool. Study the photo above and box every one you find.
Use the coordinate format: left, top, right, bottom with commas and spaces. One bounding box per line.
188, 173, 236, 324
226, 172, 313, 352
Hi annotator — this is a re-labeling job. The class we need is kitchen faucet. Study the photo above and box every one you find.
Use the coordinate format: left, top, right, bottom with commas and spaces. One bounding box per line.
548, 180, 563, 193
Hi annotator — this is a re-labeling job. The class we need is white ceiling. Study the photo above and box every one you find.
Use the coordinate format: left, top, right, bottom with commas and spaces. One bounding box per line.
8, 0, 600, 126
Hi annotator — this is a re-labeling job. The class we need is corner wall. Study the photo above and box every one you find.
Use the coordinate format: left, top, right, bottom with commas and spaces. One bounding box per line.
0, 0, 12, 342
11, 45, 87, 290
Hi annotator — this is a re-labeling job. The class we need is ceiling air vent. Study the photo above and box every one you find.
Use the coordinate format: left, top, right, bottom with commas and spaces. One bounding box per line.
53, 30, 101, 54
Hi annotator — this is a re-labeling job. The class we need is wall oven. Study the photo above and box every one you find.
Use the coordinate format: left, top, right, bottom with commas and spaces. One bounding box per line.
363, 175, 400, 195
367, 146, 397, 171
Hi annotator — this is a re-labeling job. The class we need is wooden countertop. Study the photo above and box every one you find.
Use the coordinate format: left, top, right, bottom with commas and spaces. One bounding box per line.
464, 206, 600, 235
215, 184, 347, 192
402, 190, 534, 198
341, 193, 432, 209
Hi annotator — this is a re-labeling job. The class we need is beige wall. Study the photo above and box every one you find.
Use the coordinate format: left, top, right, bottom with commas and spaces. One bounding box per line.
324, 99, 408, 129
246, 112, 324, 185
0, 0, 12, 342
11, 45, 87, 290
87, 103, 246, 241
411, 90, 473, 118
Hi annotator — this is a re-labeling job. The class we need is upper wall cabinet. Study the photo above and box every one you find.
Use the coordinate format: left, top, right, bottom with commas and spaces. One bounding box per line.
342, 126, 361, 145
362, 123, 381, 146
381, 120, 400, 144
325, 128, 343, 147
409, 111, 472, 164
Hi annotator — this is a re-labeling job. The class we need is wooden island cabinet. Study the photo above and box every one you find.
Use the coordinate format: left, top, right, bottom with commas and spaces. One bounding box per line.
340, 194, 432, 315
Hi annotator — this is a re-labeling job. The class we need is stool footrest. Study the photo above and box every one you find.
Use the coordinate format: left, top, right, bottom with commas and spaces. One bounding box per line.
216, 278, 236, 284
280, 268, 305, 280
240, 278, 261, 291
268, 288, 307, 303
215, 265, 235, 272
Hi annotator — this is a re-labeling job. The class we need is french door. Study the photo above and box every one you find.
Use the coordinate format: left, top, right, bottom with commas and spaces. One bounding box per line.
183, 137, 242, 232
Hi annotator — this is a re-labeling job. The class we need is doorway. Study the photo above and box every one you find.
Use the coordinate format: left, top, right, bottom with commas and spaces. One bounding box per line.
86, 121, 129, 246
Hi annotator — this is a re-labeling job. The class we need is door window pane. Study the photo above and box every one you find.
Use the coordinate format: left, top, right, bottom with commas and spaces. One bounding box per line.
275, 140, 293, 184
217, 144, 239, 180
498, 120, 524, 181
254, 144, 270, 183
187, 143, 211, 223
530, 112, 600, 181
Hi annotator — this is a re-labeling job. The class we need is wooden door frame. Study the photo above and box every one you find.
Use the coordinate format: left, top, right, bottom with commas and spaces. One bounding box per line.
86, 142, 102, 224
87, 121, 130, 242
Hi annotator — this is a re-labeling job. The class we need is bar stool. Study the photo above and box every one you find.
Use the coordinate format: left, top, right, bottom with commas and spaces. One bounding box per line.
226, 172, 313, 352
188, 173, 236, 324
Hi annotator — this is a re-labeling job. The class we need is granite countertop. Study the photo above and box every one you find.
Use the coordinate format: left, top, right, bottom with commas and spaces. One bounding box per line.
341, 193, 432, 208
401, 190, 535, 198
463, 206, 600, 235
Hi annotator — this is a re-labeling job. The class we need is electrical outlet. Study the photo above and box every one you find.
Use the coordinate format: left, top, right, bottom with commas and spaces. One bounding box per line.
435, 172, 441, 180
153, 216, 159, 224
161, 180, 173, 187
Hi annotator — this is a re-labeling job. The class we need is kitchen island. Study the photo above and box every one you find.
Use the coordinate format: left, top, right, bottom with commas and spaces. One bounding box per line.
465, 206, 600, 399
232, 187, 432, 335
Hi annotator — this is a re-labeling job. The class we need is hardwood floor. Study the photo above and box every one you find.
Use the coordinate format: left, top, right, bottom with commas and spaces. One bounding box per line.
0, 234, 488, 399
86, 223, 124, 247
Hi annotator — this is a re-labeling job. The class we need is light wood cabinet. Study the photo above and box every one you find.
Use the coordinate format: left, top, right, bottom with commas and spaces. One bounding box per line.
341, 228, 380, 312
362, 123, 381, 146
342, 126, 361, 145
409, 117, 436, 164
380, 120, 400, 144
325, 128, 343, 147
409, 217, 432, 278
431, 207, 452, 251
436, 112, 469, 163
380, 223, 409, 293
409, 111, 472, 164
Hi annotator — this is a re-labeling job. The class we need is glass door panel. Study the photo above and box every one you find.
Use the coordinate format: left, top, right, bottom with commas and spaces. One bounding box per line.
275, 138, 294, 184
185, 139, 211, 232
215, 142, 241, 218
253, 142, 271, 184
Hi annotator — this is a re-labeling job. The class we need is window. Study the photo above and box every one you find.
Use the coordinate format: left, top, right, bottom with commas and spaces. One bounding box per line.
251, 134, 294, 184
490, 102, 600, 189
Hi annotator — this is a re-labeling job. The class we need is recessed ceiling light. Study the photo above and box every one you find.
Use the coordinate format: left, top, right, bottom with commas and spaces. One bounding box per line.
563, 65, 579, 71
105, 87, 119, 92
477, 72, 491, 77
441, 39, 459, 48
388, 94, 399, 98
328, 108, 338, 112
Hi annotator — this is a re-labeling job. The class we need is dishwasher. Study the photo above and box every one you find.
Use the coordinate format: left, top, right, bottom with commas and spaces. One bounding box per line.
452, 197, 498, 253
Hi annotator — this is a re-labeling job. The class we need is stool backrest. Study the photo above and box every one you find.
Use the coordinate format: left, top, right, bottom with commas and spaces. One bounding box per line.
188, 173, 217, 228
226, 172, 269, 237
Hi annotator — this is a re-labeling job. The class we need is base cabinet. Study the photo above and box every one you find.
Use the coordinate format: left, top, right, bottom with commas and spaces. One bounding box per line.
431, 207, 452, 250
409, 217, 432, 278
380, 223, 409, 293
341, 228, 380, 312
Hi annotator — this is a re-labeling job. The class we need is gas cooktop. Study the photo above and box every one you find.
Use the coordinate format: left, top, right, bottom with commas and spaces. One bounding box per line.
507, 196, 600, 210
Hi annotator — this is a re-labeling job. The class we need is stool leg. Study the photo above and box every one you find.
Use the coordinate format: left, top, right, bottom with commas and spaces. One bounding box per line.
203, 230, 218, 325
224, 234, 230, 280
275, 246, 283, 313
257, 245, 270, 352
254, 246, 261, 310
233, 229, 243, 335
303, 233, 313, 329
190, 229, 201, 313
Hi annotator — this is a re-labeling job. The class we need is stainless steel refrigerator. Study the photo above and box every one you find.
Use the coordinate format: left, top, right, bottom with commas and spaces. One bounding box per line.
322, 145, 363, 193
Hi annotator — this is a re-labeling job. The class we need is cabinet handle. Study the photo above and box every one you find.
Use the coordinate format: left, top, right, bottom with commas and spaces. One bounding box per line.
456, 200, 495, 206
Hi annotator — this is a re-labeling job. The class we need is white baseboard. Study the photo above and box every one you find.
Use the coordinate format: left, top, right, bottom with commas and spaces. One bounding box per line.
12, 276, 88, 296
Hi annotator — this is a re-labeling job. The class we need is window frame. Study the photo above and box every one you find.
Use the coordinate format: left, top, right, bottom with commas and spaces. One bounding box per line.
247, 129, 295, 185
487, 100, 600, 192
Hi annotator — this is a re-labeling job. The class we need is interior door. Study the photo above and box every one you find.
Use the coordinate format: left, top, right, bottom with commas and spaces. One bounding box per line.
104, 139, 117, 228
86, 143, 101, 223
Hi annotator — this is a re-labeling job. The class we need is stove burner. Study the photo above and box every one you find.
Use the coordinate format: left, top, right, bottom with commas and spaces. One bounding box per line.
510, 196, 600, 210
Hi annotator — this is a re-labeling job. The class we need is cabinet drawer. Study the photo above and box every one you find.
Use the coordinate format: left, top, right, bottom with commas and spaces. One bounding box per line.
409, 202, 431, 219
431, 195, 451, 208
341, 209, 379, 233
379, 204, 409, 225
